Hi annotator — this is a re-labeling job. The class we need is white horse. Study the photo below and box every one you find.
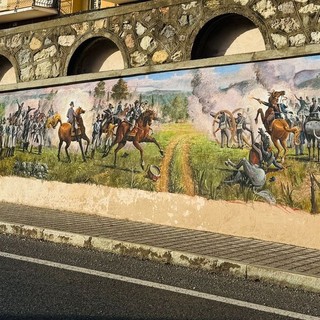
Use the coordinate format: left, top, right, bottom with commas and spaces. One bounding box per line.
305, 119, 320, 161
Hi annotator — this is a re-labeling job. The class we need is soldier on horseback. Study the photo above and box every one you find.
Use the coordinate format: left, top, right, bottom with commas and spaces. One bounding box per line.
254, 90, 285, 134
66, 101, 77, 135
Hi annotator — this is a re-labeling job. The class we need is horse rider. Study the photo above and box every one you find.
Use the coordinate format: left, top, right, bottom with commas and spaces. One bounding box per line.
308, 97, 320, 119
255, 93, 282, 132
66, 101, 77, 135
102, 103, 114, 123
126, 100, 141, 131
114, 101, 123, 117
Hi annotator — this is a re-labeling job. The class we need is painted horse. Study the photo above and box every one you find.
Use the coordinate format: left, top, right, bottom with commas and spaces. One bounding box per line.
47, 107, 90, 162
102, 109, 164, 170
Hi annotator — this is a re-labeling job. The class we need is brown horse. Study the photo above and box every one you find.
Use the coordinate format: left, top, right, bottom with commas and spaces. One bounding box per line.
270, 119, 300, 161
48, 108, 90, 162
102, 109, 164, 169
254, 90, 285, 134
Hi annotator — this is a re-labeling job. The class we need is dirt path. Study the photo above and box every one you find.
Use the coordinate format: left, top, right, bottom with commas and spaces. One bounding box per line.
181, 139, 195, 196
156, 134, 195, 196
156, 136, 180, 193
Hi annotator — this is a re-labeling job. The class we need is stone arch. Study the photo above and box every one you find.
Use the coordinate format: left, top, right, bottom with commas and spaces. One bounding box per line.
65, 34, 128, 76
0, 53, 17, 85
189, 12, 269, 60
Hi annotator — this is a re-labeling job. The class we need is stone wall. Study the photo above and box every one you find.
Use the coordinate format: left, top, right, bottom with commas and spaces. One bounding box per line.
0, 0, 320, 82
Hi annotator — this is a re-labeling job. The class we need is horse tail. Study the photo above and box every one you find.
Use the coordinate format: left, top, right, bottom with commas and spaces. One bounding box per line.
282, 123, 298, 134
280, 122, 300, 144
314, 129, 320, 140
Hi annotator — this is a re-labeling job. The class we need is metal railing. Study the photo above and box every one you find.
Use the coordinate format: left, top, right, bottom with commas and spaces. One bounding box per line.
0, 0, 59, 11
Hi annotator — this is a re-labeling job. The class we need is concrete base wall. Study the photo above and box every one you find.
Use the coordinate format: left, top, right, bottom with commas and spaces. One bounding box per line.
1, 176, 319, 250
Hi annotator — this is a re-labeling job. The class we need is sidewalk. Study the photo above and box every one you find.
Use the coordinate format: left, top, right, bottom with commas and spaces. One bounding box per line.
0, 202, 320, 293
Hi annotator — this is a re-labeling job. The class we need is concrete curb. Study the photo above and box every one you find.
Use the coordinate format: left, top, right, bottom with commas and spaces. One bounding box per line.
1, 221, 320, 293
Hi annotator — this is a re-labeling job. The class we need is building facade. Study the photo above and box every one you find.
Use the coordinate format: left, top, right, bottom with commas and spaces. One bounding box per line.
0, 0, 320, 85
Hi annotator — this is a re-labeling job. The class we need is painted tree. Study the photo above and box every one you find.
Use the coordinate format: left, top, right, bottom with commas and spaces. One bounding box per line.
171, 95, 188, 122
111, 78, 129, 101
93, 80, 106, 108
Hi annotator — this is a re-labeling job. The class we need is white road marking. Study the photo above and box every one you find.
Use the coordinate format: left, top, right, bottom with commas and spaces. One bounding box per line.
0, 251, 318, 320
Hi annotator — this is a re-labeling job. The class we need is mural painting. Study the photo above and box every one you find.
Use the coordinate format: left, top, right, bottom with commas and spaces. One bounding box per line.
0, 54, 319, 214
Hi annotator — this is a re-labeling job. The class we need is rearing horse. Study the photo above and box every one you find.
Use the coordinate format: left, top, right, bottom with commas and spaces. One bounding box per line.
253, 91, 300, 161
47, 107, 90, 162
254, 90, 285, 134
102, 109, 164, 169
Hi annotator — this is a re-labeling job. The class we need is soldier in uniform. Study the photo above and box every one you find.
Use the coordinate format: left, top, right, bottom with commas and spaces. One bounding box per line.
235, 112, 251, 149
214, 111, 231, 148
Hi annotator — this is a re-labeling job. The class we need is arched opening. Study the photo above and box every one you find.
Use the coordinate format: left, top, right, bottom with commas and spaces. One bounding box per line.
191, 14, 266, 59
0, 55, 16, 85
67, 37, 124, 76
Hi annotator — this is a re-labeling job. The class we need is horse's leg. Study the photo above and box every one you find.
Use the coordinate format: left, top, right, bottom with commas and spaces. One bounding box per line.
83, 134, 90, 156
143, 136, 164, 156
65, 141, 71, 162
102, 137, 118, 158
279, 139, 287, 162
57, 140, 63, 161
113, 141, 126, 167
307, 142, 311, 161
271, 137, 281, 160
78, 139, 86, 162
133, 140, 145, 170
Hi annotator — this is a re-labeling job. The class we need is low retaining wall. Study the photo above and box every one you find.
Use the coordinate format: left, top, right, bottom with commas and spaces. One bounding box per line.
1, 176, 319, 250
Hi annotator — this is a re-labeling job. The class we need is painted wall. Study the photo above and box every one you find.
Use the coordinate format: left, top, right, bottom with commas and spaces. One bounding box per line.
0, 53, 319, 248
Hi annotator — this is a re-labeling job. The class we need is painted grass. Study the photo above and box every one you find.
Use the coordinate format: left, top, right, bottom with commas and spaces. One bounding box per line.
168, 141, 185, 194
0, 122, 319, 213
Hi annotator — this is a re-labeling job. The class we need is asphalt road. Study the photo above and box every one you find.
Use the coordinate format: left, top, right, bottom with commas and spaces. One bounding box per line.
0, 233, 319, 320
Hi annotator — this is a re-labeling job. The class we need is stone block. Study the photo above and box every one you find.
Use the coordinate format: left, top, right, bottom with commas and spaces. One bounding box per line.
125, 34, 135, 49
136, 22, 147, 36
58, 35, 76, 47
271, 33, 287, 49
311, 32, 320, 44
152, 50, 169, 64
233, 0, 249, 5
253, 0, 276, 19
34, 45, 57, 62
93, 19, 106, 33
17, 49, 31, 65
289, 34, 306, 47
7, 34, 22, 49
270, 18, 300, 33
299, 4, 320, 14
71, 22, 90, 35
140, 36, 157, 51
277, 1, 294, 14
181, 2, 198, 10
35, 61, 52, 79
20, 65, 34, 82
130, 51, 148, 67
29, 37, 42, 51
